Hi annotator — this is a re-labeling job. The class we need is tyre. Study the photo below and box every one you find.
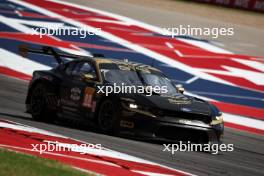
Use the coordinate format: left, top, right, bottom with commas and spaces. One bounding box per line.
97, 99, 120, 134
30, 83, 57, 122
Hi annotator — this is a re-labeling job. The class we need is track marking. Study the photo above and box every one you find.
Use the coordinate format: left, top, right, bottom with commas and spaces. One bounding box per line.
0, 14, 90, 56
185, 76, 199, 84
0, 48, 50, 76
2, 0, 263, 133
132, 170, 175, 176
190, 91, 264, 101
165, 42, 174, 49
165, 42, 233, 59
50, 0, 232, 54
223, 113, 264, 131
0, 144, 120, 167
8, 0, 264, 94
174, 50, 183, 57
14, 10, 22, 16
11, 0, 234, 87
0, 119, 193, 175
0, 122, 65, 138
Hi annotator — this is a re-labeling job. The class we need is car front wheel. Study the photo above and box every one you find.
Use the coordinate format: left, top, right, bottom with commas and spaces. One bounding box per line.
97, 99, 120, 134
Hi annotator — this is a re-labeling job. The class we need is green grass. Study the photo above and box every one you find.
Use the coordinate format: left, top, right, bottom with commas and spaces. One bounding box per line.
0, 149, 93, 176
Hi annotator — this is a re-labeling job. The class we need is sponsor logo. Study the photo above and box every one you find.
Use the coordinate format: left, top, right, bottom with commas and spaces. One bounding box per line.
168, 98, 191, 105
82, 87, 96, 112
70, 87, 81, 101
120, 120, 134, 128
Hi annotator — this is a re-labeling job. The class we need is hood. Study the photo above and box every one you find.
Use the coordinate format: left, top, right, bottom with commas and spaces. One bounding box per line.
130, 93, 213, 116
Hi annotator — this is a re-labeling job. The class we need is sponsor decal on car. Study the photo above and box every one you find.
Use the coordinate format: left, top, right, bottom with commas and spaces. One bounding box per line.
168, 98, 191, 105
120, 120, 134, 128
82, 87, 95, 108
70, 87, 81, 101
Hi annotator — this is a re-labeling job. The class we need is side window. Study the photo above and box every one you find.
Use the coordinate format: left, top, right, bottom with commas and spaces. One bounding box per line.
65, 62, 77, 75
72, 62, 97, 79
79, 62, 93, 74
71, 62, 82, 76
80, 62, 97, 79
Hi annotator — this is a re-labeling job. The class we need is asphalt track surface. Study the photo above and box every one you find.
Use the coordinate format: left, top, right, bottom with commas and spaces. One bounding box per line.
0, 75, 264, 176
0, 1, 263, 175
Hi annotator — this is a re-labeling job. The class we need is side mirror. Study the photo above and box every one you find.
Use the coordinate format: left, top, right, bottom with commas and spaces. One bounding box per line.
176, 84, 185, 94
81, 73, 95, 81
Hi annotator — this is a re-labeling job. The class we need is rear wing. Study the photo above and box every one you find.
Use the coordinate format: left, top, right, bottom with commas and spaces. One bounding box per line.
18, 45, 100, 65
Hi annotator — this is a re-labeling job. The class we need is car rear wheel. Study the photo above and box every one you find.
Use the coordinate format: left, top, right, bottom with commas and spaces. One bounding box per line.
97, 99, 119, 134
30, 83, 57, 122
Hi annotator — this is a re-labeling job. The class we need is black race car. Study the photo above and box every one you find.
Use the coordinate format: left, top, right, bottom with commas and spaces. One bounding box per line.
22, 46, 224, 144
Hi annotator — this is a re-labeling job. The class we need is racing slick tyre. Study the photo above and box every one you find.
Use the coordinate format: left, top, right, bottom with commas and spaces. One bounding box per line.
97, 99, 120, 134
30, 83, 57, 122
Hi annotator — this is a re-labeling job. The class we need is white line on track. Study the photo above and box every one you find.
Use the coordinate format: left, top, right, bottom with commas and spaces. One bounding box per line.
223, 113, 264, 130
34, 0, 235, 86
0, 122, 65, 138
0, 121, 155, 165
165, 42, 174, 49
185, 76, 199, 84
0, 48, 51, 76
6, 0, 247, 92
0, 14, 90, 57
190, 91, 264, 101
132, 170, 175, 176
0, 119, 195, 175
0, 144, 120, 167
164, 42, 229, 58
49, 0, 232, 55
174, 50, 184, 57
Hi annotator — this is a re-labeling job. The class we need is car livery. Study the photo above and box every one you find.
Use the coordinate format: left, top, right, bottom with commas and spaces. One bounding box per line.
24, 46, 224, 144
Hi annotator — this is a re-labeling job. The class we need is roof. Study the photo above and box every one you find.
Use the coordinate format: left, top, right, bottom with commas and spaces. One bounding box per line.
94, 57, 161, 72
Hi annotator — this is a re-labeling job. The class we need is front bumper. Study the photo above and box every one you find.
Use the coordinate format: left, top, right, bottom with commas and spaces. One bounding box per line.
119, 112, 224, 144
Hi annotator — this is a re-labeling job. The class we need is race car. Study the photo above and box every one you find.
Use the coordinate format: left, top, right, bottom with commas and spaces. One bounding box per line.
21, 46, 224, 144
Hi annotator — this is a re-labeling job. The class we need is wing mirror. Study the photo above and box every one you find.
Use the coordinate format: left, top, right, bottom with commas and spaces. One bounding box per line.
81, 73, 95, 81
176, 84, 185, 94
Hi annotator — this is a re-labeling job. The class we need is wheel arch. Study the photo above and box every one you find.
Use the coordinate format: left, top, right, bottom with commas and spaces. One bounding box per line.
94, 95, 120, 119
25, 78, 58, 105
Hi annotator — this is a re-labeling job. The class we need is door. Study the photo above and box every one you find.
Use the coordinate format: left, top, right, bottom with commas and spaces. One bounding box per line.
59, 61, 98, 119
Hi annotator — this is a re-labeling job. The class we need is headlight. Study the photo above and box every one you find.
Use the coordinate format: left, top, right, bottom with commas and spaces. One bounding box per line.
129, 103, 138, 109
121, 98, 156, 118
216, 114, 223, 121
210, 113, 223, 125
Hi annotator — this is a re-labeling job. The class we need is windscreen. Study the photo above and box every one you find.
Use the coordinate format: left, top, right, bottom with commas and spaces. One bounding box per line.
99, 63, 143, 86
139, 70, 179, 96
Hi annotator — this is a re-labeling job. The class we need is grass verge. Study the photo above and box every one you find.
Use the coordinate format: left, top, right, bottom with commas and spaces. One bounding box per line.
0, 148, 93, 176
